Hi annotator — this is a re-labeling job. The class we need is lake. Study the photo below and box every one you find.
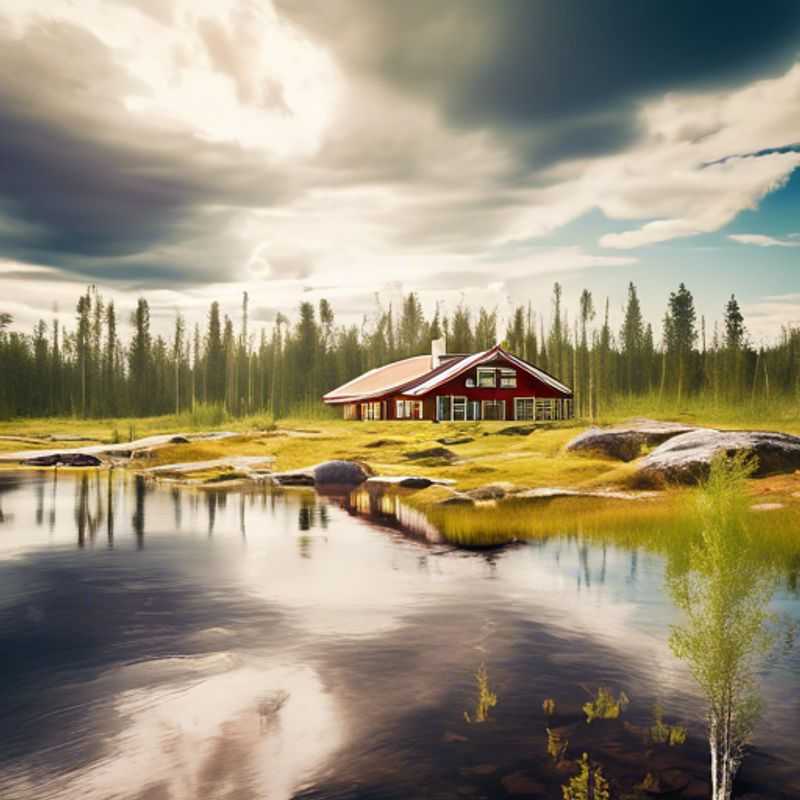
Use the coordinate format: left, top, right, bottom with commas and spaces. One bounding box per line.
0, 470, 798, 799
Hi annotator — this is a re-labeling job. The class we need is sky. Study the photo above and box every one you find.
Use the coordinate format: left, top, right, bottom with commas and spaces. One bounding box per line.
1, 0, 799, 343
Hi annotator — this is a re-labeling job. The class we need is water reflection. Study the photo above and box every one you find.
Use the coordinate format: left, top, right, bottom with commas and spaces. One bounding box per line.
0, 471, 797, 800
132, 474, 145, 548
107, 470, 114, 547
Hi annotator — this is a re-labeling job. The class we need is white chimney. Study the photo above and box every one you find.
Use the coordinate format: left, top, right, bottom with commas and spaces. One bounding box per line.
431, 336, 446, 369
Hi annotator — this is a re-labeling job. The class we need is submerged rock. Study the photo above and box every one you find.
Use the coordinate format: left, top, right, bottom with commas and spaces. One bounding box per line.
501, 771, 545, 796
636, 429, 800, 486
566, 420, 697, 462
459, 764, 497, 777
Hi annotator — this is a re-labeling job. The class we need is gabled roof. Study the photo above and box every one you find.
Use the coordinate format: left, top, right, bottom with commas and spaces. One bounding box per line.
322, 354, 435, 403
403, 344, 572, 396
322, 345, 572, 404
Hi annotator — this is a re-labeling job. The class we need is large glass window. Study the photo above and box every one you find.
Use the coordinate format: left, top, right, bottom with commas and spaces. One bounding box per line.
482, 400, 505, 420
436, 396, 451, 421
396, 400, 422, 419
360, 402, 382, 420
515, 397, 535, 420
452, 396, 467, 421
535, 399, 555, 421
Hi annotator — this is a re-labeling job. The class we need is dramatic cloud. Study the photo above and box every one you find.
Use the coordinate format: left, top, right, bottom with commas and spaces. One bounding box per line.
1, 0, 800, 335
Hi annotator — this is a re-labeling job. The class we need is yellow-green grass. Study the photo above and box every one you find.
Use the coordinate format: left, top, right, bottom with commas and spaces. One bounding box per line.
598, 394, 800, 435
2, 413, 800, 507
423, 490, 800, 562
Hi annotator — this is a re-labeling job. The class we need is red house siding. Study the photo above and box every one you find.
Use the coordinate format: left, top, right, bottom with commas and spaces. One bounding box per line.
340, 350, 572, 421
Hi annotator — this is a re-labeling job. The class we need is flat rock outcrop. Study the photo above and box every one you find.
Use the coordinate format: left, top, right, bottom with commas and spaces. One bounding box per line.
403, 446, 458, 463
0, 431, 236, 464
143, 456, 274, 482
365, 475, 456, 489
23, 453, 104, 467
636, 429, 800, 486
466, 481, 517, 501
566, 420, 697, 462
272, 459, 372, 487
436, 493, 475, 507
364, 438, 404, 449
436, 436, 474, 446
497, 424, 536, 437
515, 487, 658, 501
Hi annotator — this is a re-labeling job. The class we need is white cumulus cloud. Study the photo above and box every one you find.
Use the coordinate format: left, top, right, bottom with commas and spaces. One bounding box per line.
729, 233, 800, 247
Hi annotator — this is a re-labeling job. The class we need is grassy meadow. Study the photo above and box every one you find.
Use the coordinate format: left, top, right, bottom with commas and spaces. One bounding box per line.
1, 404, 799, 493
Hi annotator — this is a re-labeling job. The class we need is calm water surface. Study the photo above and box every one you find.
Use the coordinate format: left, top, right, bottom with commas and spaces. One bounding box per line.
0, 471, 798, 799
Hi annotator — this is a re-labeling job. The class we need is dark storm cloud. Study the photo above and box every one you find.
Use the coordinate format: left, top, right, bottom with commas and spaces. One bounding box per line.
0, 18, 291, 286
277, 0, 800, 166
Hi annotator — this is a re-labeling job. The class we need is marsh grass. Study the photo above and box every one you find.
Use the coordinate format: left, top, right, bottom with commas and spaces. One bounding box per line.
464, 663, 498, 724
561, 752, 611, 800
582, 687, 629, 724
420, 491, 800, 575
648, 702, 687, 747
546, 727, 568, 762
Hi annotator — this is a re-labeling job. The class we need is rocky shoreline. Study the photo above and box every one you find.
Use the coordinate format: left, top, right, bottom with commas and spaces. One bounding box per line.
2, 420, 799, 507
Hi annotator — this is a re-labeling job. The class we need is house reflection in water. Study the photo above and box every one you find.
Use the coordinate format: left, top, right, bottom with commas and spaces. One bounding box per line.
339, 488, 444, 544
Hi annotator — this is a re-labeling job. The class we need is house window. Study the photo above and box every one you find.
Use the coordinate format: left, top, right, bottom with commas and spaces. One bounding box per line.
360, 402, 382, 420
452, 396, 467, 421
343, 404, 358, 420
482, 400, 505, 420
477, 368, 496, 388
500, 368, 517, 388
396, 399, 422, 419
535, 399, 555, 421
436, 396, 451, 421
514, 397, 535, 421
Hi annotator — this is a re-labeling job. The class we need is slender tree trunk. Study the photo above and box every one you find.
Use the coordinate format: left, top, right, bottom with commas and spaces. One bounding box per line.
751, 349, 761, 409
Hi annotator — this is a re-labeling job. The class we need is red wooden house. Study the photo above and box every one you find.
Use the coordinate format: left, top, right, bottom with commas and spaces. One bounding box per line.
323, 338, 573, 422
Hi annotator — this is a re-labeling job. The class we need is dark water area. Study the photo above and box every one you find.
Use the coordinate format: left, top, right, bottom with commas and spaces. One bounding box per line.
0, 470, 798, 800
